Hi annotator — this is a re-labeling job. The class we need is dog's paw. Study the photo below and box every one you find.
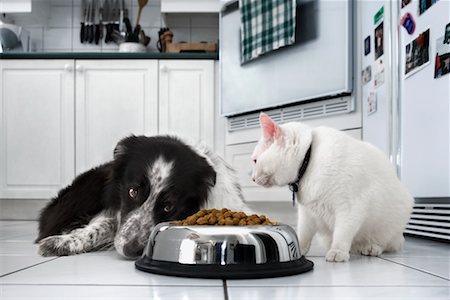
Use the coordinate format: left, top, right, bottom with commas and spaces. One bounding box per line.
361, 244, 383, 257
325, 248, 350, 262
38, 235, 80, 257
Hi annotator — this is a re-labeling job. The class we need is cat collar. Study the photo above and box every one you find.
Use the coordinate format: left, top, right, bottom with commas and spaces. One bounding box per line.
288, 145, 312, 206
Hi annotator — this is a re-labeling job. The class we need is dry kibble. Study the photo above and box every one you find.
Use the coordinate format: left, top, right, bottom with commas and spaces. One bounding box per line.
170, 209, 277, 226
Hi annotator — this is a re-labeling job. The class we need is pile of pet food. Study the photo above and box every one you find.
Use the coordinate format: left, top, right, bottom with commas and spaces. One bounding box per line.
171, 208, 276, 226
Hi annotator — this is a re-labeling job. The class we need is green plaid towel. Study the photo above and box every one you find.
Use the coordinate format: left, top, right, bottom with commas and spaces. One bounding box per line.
240, 0, 296, 64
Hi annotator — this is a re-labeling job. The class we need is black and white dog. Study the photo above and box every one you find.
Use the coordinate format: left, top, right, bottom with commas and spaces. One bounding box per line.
36, 135, 249, 258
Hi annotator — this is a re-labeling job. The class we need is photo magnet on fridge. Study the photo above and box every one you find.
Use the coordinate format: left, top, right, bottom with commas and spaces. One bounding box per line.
419, 0, 439, 15
375, 22, 384, 60
444, 22, 450, 44
362, 65, 372, 85
364, 36, 371, 55
405, 29, 430, 77
401, 0, 412, 8
368, 92, 377, 115
434, 35, 450, 78
401, 13, 416, 35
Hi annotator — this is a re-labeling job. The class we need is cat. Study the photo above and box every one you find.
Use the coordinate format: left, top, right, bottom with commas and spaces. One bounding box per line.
251, 113, 413, 262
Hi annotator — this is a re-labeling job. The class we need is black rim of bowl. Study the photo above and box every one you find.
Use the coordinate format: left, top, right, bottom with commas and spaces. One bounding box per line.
135, 255, 314, 279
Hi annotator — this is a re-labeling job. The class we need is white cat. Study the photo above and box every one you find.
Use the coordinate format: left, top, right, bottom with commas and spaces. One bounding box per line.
251, 113, 413, 262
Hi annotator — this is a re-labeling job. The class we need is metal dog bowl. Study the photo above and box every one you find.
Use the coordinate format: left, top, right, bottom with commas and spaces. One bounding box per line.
135, 222, 313, 279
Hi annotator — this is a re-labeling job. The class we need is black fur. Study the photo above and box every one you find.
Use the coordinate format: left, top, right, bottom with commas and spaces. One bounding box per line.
36, 135, 217, 257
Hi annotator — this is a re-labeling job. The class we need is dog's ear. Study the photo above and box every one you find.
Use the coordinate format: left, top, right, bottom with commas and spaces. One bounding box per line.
113, 135, 139, 159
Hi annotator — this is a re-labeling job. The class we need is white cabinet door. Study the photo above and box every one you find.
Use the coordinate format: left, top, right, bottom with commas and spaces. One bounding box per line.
0, 60, 75, 199
226, 142, 291, 203
159, 60, 214, 147
75, 60, 158, 174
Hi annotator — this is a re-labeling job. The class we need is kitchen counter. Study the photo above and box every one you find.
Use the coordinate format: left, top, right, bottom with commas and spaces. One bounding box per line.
0, 52, 219, 60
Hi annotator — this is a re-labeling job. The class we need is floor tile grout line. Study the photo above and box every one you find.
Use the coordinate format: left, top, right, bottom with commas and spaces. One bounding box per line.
0, 283, 225, 288
224, 284, 450, 288
222, 280, 229, 300
377, 256, 450, 281
0, 257, 60, 278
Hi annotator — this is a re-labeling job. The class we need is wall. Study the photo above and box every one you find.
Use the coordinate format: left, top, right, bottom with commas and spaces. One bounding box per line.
4, 0, 219, 52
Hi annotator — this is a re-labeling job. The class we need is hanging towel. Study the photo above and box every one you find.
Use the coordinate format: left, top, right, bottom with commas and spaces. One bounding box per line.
239, 0, 296, 64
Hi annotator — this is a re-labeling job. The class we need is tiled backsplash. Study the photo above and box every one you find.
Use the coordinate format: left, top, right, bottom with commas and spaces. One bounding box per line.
4, 0, 219, 52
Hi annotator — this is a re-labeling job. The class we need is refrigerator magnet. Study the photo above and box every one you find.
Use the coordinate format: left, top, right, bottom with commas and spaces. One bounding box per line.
434, 35, 450, 78
401, 0, 412, 8
405, 29, 430, 78
401, 13, 415, 35
375, 22, 384, 60
368, 91, 377, 115
362, 65, 372, 85
444, 22, 450, 44
364, 36, 371, 55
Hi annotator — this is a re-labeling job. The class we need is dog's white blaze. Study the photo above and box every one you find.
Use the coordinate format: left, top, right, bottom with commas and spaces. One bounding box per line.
147, 156, 174, 194
114, 156, 175, 258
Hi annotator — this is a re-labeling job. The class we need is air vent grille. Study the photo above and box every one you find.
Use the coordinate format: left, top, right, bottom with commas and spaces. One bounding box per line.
405, 203, 450, 241
227, 97, 352, 132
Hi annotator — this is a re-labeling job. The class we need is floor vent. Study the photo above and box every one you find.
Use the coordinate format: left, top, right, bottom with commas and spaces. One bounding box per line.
228, 97, 353, 132
405, 203, 450, 241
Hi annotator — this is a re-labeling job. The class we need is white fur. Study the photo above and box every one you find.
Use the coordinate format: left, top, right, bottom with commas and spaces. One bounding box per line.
252, 119, 414, 262
39, 212, 117, 256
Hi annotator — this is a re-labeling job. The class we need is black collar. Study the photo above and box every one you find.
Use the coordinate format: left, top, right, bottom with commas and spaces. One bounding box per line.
288, 145, 312, 206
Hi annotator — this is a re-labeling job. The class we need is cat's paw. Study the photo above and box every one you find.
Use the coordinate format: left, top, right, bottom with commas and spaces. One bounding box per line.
299, 241, 311, 255
38, 235, 81, 257
325, 249, 350, 262
361, 244, 383, 256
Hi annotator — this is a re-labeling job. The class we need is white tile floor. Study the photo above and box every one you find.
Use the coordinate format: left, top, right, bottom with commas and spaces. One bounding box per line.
0, 221, 449, 299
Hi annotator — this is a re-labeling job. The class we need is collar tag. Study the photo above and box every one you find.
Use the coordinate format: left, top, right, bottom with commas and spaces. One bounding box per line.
287, 145, 312, 207
289, 183, 298, 206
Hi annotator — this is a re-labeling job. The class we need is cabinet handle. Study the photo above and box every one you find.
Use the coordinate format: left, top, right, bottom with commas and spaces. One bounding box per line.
76, 65, 84, 73
160, 65, 169, 73
64, 64, 73, 72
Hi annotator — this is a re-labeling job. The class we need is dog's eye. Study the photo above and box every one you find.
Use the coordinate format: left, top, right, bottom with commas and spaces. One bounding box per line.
253, 159, 257, 163
128, 187, 138, 199
163, 204, 173, 213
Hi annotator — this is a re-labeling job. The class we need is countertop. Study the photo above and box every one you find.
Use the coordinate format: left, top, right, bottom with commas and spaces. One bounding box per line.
0, 52, 219, 60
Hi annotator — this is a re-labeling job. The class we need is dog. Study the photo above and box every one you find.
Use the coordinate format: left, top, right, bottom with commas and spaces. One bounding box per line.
36, 135, 249, 258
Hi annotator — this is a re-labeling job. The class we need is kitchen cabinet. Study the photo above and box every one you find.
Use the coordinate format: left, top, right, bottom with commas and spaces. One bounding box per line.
0, 60, 75, 199
159, 60, 214, 147
75, 60, 158, 174
161, 0, 221, 13
0, 58, 215, 200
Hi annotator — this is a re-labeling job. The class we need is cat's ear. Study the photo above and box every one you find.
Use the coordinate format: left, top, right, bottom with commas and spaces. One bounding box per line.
259, 113, 282, 140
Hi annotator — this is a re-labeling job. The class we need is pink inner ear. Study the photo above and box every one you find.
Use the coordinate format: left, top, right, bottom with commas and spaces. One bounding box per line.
260, 113, 281, 140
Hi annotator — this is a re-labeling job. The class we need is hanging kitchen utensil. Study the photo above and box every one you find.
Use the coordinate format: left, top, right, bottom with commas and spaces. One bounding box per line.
98, 0, 104, 40
84, 0, 92, 43
103, 0, 111, 43
135, 0, 149, 29
88, 0, 95, 43
80, 0, 87, 43
93, 0, 100, 44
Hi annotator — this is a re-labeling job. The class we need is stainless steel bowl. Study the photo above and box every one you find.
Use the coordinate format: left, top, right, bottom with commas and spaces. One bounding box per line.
135, 222, 313, 279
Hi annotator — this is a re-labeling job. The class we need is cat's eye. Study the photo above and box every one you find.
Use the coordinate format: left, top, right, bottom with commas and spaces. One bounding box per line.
128, 187, 138, 199
253, 159, 257, 163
